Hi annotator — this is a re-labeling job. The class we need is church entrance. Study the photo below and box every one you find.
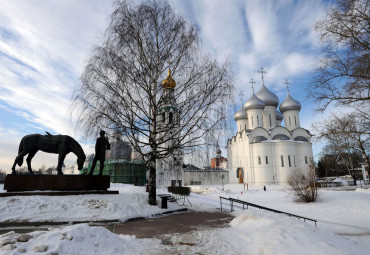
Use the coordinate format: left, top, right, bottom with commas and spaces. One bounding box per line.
236, 168, 244, 183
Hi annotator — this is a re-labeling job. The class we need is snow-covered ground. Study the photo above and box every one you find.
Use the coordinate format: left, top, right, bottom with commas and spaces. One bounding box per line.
0, 183, 369, 254
0, 184, 180, 222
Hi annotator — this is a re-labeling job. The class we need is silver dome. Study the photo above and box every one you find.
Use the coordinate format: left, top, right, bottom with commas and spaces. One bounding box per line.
244, 93, 265, 111
279, 92, 301, 113
256, 84, 279, 107
234, 105, 248, 121
276, 110, 283, 120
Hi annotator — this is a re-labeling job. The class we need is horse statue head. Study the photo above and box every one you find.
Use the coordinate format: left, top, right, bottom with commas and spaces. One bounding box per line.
77, 153, 86, 170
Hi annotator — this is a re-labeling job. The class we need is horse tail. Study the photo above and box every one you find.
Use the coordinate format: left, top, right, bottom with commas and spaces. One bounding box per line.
17, 138, 24, 166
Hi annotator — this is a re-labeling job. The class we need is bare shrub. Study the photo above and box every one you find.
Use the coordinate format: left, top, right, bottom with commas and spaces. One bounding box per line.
288, 165, 318, 203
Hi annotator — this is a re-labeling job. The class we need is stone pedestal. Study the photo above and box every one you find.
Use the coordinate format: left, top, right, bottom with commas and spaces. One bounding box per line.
4, 175, 111, 192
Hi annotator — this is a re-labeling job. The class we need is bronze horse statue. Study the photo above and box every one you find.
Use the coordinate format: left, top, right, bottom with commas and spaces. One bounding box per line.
11, 134, 86, 175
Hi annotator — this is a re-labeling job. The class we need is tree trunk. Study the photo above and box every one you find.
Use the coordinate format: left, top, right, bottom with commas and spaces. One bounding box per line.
148, 159, 157, 205
351, 174, 357, 186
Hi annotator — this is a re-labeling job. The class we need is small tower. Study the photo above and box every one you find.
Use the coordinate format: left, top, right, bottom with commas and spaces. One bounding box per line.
255, 68, 279, 130
279, 80, 301, 131
156, 68, 183, 187
244, 78, 265, 129
234, 91, 248, 132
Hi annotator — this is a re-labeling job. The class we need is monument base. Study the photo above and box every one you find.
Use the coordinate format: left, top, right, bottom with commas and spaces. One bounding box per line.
4, 175, 111, 192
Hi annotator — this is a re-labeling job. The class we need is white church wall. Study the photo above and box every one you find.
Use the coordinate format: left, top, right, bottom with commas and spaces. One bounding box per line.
292, 128, 312, 142
297, 142, 313, 174
274, 141, 297, 184
262, 106, 277, 130
251, 143, 274, 185
236, 119, 249, 132
282, 110, 300, 131
269, 127, 291, 140
247, 109, 263, 129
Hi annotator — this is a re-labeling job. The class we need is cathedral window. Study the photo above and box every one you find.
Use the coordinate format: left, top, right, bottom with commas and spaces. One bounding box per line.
269, 114, 272, 127
289, 116, 291, 126
294, 116, 297, 126
169, 112, 173, 124
258, 156, 261, 165
252, 116, 254, 127
288, 155, 291, 167
162, 112, 165, 123
257, 115, 259, 126
281, 156, 284, 167
305, 156, 308, 164
265, 156, 268, 164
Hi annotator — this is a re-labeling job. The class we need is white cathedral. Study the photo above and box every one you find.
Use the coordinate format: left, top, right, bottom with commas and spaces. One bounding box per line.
227, 70, 313, 185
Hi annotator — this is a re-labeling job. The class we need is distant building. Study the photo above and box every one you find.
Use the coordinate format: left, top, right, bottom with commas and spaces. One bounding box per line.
210, 157, 228, 169
63, 164, 78, 175
81, 139, 146, 184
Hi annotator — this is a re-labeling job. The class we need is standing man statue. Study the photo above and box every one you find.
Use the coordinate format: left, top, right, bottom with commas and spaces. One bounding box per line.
88, 130, 110, 176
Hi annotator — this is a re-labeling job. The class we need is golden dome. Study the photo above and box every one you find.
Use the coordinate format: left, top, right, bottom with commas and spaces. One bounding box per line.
162, 68, 176, 89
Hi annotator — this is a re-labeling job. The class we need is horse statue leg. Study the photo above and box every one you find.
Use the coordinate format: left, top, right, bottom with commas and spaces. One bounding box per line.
57, 153, 66, 175
11, 151, 28, 175
26, 150, 38, 175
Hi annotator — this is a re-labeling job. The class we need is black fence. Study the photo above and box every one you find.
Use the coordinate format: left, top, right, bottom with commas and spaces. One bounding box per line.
219, 196, 317, 226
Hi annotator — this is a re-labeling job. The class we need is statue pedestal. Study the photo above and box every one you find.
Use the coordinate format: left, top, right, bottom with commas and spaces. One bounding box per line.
4, 175, 112, 192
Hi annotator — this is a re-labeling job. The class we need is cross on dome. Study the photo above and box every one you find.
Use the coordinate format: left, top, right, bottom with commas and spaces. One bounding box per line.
238, 91, 245, 104
284, 79, 290, 93
249, 78, 256, 93
259, 67, 267, 85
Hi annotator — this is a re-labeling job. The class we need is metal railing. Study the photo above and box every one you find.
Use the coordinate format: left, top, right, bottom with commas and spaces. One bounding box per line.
219, 196, 317, 226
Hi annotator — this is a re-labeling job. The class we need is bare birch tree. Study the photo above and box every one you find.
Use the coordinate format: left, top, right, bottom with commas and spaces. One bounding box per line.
313, 113, 369, 184
71, 0, 233, 205
309, 0, 369, 118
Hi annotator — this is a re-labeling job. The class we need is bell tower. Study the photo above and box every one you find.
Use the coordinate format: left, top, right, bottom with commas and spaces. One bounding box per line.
156, 68, 183, 187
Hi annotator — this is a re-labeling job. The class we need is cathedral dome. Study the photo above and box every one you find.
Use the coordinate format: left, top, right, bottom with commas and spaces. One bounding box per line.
276, 110, 283, 120
162, 68, 176, 89
256, 84, 279, 107
234, 105, 248, 121
279, 92, 301, 113
244, 93, 265, 111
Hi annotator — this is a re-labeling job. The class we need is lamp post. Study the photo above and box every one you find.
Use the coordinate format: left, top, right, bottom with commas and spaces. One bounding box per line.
217, 149, 224, 191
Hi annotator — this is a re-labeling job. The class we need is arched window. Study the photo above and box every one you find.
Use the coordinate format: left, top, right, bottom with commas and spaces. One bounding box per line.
252, 136, 267, 143
305, 156, 308, 164
289, 116, 291, 126
257, 115, 259, 126
265, 156, 269, 164
288, 155, 291, 167
272, 134, 290, 140
252, 116, 254, 127
269, 114, 272, 127
294, 136, 309, 142
258, 156, 261, 165
294, 116, 297, 126
162, 112, 165, 123
169, 112, 173, 124
281, 156, 284, 167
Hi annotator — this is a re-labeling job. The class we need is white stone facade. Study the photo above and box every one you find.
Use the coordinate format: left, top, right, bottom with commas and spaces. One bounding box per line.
228, 81, 313, 186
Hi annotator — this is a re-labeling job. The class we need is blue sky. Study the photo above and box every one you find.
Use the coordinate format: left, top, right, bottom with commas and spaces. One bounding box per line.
0, 0, 332, 172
